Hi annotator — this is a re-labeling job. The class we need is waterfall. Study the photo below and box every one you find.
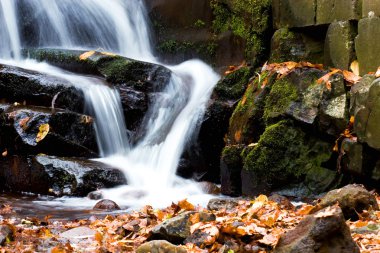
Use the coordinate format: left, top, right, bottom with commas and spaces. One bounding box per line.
0, 0, 219, 208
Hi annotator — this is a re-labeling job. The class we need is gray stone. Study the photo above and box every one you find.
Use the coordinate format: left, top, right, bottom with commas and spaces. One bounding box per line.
93, 199, 120, 211
274, 206, 360, 253
272, 0, 316, 29
350, 74, 376, 115
207, 198, 239, 212
342, 139, 364, 176
362, 0, 380, 17
0, 225, 13, 246
354, 79, 380, 149
355, 16, 380, 75
324, 21, 357, 70
317, 0, 362, 25
151, 211, 215, 243
314, 184, 379, 220
137, 240, 187, 253
59, 227, 96, 246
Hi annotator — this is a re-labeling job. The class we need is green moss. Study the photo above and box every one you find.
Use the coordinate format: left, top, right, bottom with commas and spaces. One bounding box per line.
214, 67, 253, 100
210, 0, 272, 65
194, 19, 206, 28
263, 78, 298, 123
157, 39, 217, 59
222, 145, 244, 167
242, 120, 333, 190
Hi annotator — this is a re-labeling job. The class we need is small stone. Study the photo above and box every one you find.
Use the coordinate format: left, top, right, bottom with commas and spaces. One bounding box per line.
93, 199, 120, 211
87, 191, 103, 200
207, 198, 239, 211
274, 206, 360, 253
136, 240, 187, 253
269, 194, 294, 210
313, 184, 379, 220
0, 225, 13, 246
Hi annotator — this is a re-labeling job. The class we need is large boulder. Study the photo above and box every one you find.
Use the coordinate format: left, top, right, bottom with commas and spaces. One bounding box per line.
316, 0, 361, 25
0, 104, 97, 157
24, 49, 172, 131
362, 0, 380, 17
313, 184, 379, 220
0, 155, 126, 196
274, 206, 360, 253
272, 0, 316, 29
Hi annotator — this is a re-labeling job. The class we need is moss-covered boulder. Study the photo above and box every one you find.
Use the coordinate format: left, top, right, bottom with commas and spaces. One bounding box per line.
241, 120, 337, 196
272, 0, 316, 28
220, 145, 244, 196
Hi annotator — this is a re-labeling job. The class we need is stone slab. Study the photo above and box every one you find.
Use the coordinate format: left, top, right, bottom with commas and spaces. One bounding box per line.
272, 0, 316, 29
325, 21, 357, 70
363, 0, 380, 17
355, 16, 380, 75
317, 0, 362, 24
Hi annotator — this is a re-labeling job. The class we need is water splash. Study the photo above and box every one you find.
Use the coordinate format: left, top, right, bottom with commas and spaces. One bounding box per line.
0, 0, 220, 209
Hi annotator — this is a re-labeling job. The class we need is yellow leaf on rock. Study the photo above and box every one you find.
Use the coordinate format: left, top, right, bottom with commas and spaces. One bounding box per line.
350, 61, 360, 76
178, 199, 195, 211
36, 124, 50, 143
79, 50, 95, 60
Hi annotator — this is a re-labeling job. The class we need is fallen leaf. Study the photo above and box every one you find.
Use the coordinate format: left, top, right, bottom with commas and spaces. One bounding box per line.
343, 70, 361, 85
2, 149, 7, 157
317, 69, 341, 90
178, 199, 195, 211
79, 50, 96, 60
36, 123, 50, 143
297, 204, 314, 215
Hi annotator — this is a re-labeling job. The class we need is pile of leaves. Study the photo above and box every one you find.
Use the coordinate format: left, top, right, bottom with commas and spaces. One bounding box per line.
1, 193, 379, 252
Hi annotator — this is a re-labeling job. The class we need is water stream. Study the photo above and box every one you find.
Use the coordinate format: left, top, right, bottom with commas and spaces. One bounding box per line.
0, 0, 219, 210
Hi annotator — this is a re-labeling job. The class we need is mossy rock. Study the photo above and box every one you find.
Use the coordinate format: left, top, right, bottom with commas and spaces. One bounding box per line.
220, 145, 245, 196
227, 71, 274, 145
213, 66, 253, 100
241, 120, 335, 196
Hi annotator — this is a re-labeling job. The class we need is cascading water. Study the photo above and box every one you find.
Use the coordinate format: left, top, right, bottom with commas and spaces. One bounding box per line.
0, 0, 219, 209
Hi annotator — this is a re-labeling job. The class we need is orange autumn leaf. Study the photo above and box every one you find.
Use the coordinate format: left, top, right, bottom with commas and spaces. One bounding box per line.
19, 116, 30, 130
317, 69, 341, 90
376, 66, 380, 78
189, 213, 200, 224
297, 204, 314, 215
343, 70, 361, 85
350, 60, 360, 76
224, 61, 247, 76
95, 232, 103, 244
79, 50, 95, 60
178, 199, 195, 211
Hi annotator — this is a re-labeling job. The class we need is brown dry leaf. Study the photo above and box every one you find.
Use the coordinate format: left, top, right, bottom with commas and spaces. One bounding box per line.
19, 117, 30, 130
95, 232, 103, 244
353, 220, 369, 228
2, 149, 7, 157
36, 123, 50, 143
296, 204, 314, 215
224, 61, 247, 76
343, 70, 361, 85
317, 69, 341, 90
51, 247, 66, 253
259, 233, 280, 247
234, 130, 242, 143
314, 206, 336, 218
376, 66, 380, 78
79, 50, 95, 60
178, 199, 195, 211
190, 213, 200, 224
350, 61, 360, 76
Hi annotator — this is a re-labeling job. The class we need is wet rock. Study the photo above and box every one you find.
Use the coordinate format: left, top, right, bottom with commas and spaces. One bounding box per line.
207, 198, 239, 212
136, 240, 187, 253
0, 155, 126, 196
59, 227, 96, 246
350, 74, 376, 115
341, 138, 364, 176
87, 191, 103, 200
0, 104, 97, 157
0, 225, 13, 246
93, 199, 120, 211
0, 64, 84, 112
314, 184, 379, 220
24, 48, 172, 131
274, 206, 360, 253
151, 211, 215, 243
198, 182, 221, 195
324, 21, 356, 70
220, 145, 244, 196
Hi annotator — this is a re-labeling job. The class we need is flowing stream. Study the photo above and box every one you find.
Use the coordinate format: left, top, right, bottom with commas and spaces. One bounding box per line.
0, 0, 219, 210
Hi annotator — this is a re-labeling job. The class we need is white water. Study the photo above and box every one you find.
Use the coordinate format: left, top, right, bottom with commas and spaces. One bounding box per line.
0, 0, 219, 209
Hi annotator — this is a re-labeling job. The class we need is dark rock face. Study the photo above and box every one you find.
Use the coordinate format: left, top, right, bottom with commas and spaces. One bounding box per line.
0, 155, 126, 196
0, 64, 84, 112
274, 206, 360, 253
0, 105, 97, 157
313, 184, 379, 220
23, 48, 172, 132
150, 211, 215, 243
93, 199, 121, 211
